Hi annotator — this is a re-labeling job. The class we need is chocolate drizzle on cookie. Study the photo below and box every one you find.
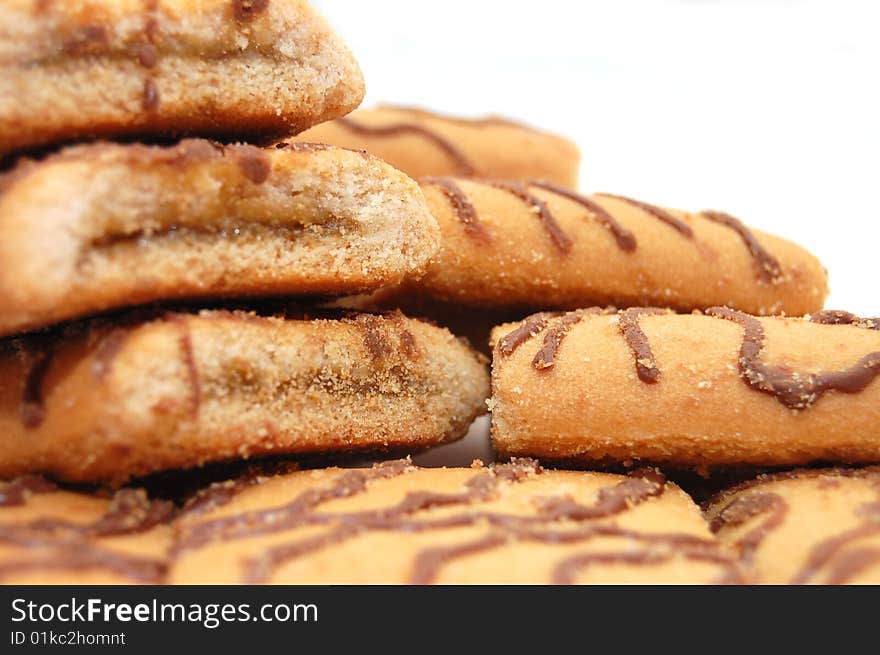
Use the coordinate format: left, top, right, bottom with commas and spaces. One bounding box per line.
707, 307, 880, 409
551, 536, 736, 585
166, 315, 201, 417
20, 348, 52, 428
710, 491, 788, 566
420, 177, 489, 241
597, 193, 693, 237
339, 117, 476, 175
0, 486, 174, 583
418, 179, 793, 287
484, 180, 573, 254
501, 307, 670, 381
618, 308, 672, 383
531, 309, 604, 370
497, 312, 561, 358
701, 211, 782, 283
174, 458, 415, 554
12, 336, 57, 429
529, 182, 637, 251
710, 467, 880, 584
809, 310, 880, 330
173, 459, 737, 584
501, 307, 880, 409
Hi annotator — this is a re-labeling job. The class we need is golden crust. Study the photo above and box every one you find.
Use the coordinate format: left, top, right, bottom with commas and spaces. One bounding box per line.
0, 309, 489, 484
169, 459, 738, 584
294, 105, 581, 188
355, 179, 828, 317
0, 140, 439, 336
0, 476, 173, 584
705, 467, 880, 584
490, 309, 880, 467
0, 0, 365, 157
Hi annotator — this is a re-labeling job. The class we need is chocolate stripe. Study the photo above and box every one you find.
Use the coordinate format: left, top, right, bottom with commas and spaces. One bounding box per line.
809, 310, 880, 330
708, 307, 880, 409
0, 549, 166, 584
485, 180, 573, 254
553, 543, 737, 585
701, 211, 783, 283
532, 310, 596, 370
497, 312, 560, 358
420, 177, 489, 241
710, 492, 788, 566
0, 486, 174, 583
224, 465, 736, 585
791, 523, 880, 584
338, 117, 475, 175
167, 315, 201, 417
597, 193, 693, 237
529, 182, 637, 251
618, 308, 671, 383
174, 459, 415, 553
20, 349, 52, 428
823, 546, 880, 585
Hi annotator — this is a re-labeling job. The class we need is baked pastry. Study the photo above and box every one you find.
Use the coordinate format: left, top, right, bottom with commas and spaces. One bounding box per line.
0, 140, 439, 337
491, 308, 880, 468
0, 0, 364, 158
343, 179, 828, 317
169, 458, 739, 584
294, 105, 580, 188
706, 467, 880, 584
0, 309, 488, 484
0, 476, 173, 583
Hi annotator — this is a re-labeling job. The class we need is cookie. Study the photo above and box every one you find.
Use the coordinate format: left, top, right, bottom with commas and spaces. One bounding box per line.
342, 179, 828, 317
0, 309, 489, 484
294, 105, 580, 188
0, 476, 173, 584
169, 458, 739, 584
705, 467, 880, 584
0, 0, 364, 157
0, 140, 439, 337
491, 308, 880, 468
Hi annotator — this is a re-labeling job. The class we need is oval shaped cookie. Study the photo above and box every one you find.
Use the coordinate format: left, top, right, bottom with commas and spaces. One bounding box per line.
0, 0, 364, 157
170, 458, 738, 584
0, 140, 439, 336
294, 105, 581, 188
705, 467, 880, 584
491, 309, 880, 467
0, 309, 488, 483
352, 179, 828, 317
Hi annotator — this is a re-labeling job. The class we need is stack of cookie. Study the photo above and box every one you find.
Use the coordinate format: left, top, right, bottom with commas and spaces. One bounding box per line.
1, 1, 878, 585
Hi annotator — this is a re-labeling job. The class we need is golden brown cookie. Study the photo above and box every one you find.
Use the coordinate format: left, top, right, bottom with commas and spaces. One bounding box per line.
294, 105, 580, 188
491, 308, 880, 468
0, 0, 364, 157
0, 476, 173, 584
0, 309, 489, 484
0, 140, 439, 337
342, 179, 828, 317
169, 458, 739, 584
705, 467, 880, 584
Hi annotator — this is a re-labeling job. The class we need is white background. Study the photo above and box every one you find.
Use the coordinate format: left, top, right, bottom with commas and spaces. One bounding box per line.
314, 0, 879, 315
